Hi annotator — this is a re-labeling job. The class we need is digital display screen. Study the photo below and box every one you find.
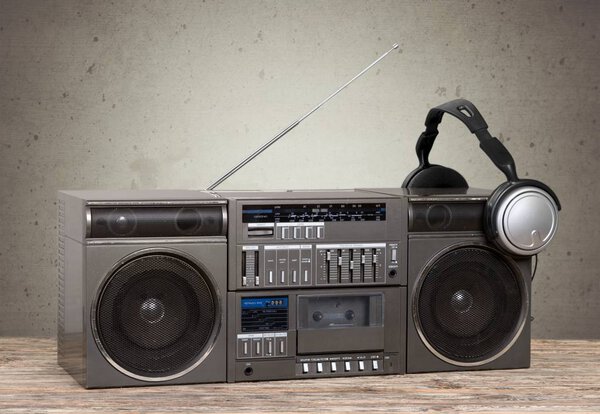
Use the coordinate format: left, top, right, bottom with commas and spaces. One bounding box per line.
242, 203, 386, 223
241, 297, 289, 332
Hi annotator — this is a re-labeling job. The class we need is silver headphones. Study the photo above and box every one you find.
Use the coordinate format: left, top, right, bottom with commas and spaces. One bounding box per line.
403, 99, 560, 256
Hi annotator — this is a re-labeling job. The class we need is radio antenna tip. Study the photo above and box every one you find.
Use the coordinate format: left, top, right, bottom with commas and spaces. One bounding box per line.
392, 43, 399, 49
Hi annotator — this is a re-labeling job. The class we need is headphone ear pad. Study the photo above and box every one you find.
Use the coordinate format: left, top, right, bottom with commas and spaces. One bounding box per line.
404, 165, 468, 189
402, 166, 424, 188
485, 181, 514, 242
486, 181, 560, 256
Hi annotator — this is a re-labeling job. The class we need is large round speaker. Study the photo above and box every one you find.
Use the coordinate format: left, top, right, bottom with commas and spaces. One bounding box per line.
413, 245, 527, 366
92, 251, 220, 381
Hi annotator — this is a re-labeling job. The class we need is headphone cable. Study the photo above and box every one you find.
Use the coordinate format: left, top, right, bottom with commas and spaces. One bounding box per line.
531, 254, 539, 281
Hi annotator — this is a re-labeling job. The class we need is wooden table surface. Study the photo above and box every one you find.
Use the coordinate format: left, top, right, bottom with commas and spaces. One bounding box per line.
0, 338, 599, 413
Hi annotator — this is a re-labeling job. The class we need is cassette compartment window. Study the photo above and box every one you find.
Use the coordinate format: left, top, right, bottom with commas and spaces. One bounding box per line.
296, 293, 384, 354
297, 294, 383, 329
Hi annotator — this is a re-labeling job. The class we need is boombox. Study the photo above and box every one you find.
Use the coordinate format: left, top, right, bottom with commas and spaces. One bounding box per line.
56, 45, 560, 388
58, 184, 556, 387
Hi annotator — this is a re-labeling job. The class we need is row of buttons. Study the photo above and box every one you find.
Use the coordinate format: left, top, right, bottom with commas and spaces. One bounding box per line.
238, 336, 287, 359
278, 226, 324, 240
300, 359, 380, 375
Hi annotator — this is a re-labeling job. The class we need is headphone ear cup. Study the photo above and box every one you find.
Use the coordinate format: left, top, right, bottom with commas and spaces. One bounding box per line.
402, 166, 424, 188
486, 181, 559, 256
403, 165, 468, 189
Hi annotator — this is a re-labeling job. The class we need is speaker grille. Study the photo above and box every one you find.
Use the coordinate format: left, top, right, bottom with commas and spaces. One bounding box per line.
416, 246, 525, 364
95, 253, 217, 379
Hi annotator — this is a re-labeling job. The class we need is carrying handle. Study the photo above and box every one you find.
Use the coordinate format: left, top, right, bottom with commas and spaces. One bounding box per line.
415, 99, 519, 182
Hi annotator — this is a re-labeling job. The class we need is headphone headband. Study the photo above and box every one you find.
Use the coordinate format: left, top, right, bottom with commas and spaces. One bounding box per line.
415, 99, 519, 182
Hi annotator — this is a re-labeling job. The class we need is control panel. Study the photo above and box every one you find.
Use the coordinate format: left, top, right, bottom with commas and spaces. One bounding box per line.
230, 198, 405, 290
227, 286, 405, 382
238, 242, 399, 289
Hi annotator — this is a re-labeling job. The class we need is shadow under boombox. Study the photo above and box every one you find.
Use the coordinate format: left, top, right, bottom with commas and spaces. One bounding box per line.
58, 186, 536, 388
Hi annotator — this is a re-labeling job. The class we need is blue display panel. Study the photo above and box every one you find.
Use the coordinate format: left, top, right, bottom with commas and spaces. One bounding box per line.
241, 297, 289, 332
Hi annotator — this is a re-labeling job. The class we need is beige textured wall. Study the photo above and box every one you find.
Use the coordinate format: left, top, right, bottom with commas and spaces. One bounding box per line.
1, 0, 598, 338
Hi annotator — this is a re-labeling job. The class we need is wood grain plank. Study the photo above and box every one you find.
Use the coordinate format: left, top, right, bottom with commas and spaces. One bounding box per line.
0, 338, 598, 413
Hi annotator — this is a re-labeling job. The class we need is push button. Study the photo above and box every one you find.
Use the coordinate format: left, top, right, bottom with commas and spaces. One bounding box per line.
238, 339, 250, 358
302, 363, 309, 374
372, 360, 379, 371
252, 339, 263, 357
358, 360, 365, 371
305, 227, 315, 239
293, 227, 302, 239
330, 362, 337, 372
276, 337, 286, 356
317, 362, 323, 373
316, 226, 324, 239
344, 361, 351, 372
265, 338, 274, 356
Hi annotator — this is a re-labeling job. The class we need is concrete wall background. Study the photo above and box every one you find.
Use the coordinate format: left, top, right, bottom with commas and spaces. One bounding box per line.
1, 0, 598, 338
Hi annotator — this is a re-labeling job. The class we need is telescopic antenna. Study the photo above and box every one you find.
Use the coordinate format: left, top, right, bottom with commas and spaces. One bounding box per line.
207, 43, 399, 190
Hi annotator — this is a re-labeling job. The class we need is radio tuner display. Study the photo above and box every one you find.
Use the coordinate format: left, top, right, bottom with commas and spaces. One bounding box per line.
242, 203, 386, 223
241, 297, 289, 332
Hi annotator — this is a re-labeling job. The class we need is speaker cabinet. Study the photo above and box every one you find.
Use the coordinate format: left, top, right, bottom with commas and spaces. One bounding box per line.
407, 235, 531, 373
57, 190, 228, 388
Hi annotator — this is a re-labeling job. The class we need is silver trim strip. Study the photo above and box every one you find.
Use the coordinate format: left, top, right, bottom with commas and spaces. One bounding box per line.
85, 207, 92, 238
248, 223, 275, 228
221, 204, 228, 236
87, 200, 226, 206
316, 243, 386, 249
86, 237, 226, 246
410, 197, 488, 202
242, 245, 259, 251
264, 244, 312, 250
237, 332, 288, 340
276, 222, 325, 227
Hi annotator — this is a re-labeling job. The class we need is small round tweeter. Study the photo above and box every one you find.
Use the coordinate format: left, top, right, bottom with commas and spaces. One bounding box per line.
175, 208, 202, 235
108, 208, 137, 236
425, 204, 452, 231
